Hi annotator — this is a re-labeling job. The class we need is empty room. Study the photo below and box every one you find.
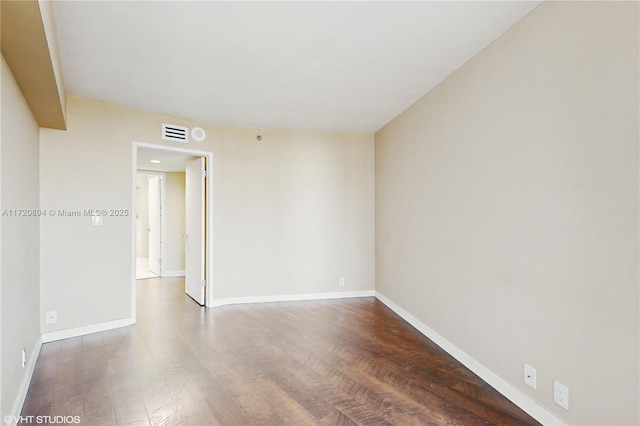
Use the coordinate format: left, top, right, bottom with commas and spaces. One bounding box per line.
1, 1, 638, 425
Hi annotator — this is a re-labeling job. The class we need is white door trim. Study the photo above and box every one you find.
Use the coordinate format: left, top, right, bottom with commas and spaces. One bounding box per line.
131, 142, 214, 322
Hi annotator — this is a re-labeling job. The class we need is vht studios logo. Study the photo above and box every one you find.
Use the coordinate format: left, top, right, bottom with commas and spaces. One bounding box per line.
4, 415, 81, 424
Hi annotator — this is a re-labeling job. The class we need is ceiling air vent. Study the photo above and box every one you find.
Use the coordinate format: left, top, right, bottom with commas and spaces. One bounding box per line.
162, 123, 189, 143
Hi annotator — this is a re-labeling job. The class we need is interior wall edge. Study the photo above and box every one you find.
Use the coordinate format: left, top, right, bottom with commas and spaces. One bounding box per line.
374, 291, 564, 426
6, 337, 42, 426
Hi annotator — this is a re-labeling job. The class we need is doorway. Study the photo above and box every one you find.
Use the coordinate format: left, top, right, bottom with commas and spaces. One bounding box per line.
131, 142, 213, 319
136, 171, 164, 279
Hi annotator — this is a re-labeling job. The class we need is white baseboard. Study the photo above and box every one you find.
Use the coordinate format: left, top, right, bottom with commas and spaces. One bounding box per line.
41, 317, 135, 343
162, 270, 185, 278
209, 290, 375, 307
7, 336, 43, 426
374, 291, 564, 426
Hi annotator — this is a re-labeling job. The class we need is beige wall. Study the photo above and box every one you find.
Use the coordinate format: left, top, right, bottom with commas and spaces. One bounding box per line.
37, 0, 66, 124
0, 56, 41, 418
0, 0, 66, 129
164, 172, 185, 275
375, 2, 639, 425
40, 96, 375, 332
0, 54, 3, 424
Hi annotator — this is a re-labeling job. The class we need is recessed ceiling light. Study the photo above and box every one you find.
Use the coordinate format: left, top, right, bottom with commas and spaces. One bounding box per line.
150, 159, 161, 164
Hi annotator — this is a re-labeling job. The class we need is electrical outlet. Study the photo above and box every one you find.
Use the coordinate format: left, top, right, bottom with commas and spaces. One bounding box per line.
523, 363, 536, 389
553, 380, 569, 410
46, 310, 57, 324
21, 349, 26, 368
339, 277, 345, 286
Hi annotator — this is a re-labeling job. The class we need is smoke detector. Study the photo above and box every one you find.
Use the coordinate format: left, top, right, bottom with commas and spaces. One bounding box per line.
191, 127, 206, 142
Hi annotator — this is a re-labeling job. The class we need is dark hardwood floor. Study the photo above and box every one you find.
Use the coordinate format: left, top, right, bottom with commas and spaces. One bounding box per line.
21, 277, 540, 425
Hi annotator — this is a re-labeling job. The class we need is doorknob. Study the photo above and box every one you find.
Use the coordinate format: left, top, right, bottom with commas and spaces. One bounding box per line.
183, 234, 189, 238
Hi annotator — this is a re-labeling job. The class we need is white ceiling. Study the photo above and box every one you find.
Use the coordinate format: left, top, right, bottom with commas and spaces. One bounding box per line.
52, 1, 540, 134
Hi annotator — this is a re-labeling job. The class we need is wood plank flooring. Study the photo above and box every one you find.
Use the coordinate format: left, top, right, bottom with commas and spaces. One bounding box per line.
21, 277, 540, 425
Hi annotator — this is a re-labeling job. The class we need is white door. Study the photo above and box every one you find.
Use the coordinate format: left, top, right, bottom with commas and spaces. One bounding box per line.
185, 157, 206, 305
148, 175, 162, 275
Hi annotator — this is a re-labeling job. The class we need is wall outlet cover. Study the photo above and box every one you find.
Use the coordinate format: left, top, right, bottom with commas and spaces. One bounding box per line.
553, 380, 569, 410
523, 363, 537, 389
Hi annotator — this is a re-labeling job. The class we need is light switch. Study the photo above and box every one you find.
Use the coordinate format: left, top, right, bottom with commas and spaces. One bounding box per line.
523, 363, 537, 389
92, 214, 103, 226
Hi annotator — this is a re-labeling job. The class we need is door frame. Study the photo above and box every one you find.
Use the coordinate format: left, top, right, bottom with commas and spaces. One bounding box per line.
131, 142, 214, 321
